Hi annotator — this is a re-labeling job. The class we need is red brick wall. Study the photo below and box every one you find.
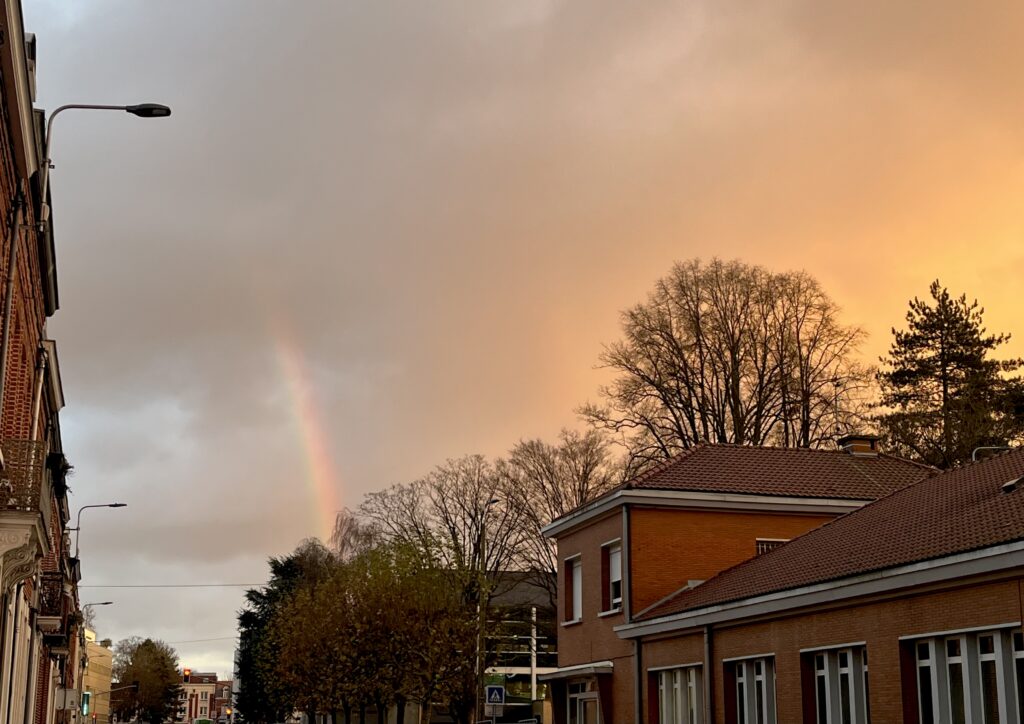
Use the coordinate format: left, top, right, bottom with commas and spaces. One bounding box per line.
640, 573, 1024, 723
557, 512, 630, 667
629, 507, 835, 613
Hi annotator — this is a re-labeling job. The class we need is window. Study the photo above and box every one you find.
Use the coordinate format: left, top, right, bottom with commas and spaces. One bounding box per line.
564, 556, 582, 622
755, 539, 787, 556
568, 680, 599, 724
910, 627, 1023, 723
601, 541, 623, 612
808, 646, 869, 723
201, 691, 208, 700
656, 666, 703, 724
728, 657, 776, 724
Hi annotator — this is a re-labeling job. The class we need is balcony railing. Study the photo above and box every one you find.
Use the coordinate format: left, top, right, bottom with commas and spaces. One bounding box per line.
0, 439, 52, 532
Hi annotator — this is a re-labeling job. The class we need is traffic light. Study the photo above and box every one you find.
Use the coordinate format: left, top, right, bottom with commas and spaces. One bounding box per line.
183, 668, 191, 683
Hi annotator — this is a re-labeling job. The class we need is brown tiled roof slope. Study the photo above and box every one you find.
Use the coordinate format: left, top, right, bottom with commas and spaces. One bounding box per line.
620, 443, 931, 500
639, 447, 1024, 621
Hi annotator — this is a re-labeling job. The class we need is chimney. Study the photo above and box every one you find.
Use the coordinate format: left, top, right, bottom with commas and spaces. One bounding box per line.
837, 434, 881, 457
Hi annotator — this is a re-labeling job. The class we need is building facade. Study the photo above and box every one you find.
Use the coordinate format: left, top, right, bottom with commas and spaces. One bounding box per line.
618, 446, 1024, 723
211, 679, 234, 723
178, 671, 218, 722
0, 2, 82, 724
541, 439, 932, 724
81, 630, 112, 724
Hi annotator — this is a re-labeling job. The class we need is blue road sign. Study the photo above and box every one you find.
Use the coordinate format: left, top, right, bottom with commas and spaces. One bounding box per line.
485, 685, 505, 705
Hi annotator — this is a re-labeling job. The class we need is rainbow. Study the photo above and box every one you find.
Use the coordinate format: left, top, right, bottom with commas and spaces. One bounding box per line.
272, 321, 341, 539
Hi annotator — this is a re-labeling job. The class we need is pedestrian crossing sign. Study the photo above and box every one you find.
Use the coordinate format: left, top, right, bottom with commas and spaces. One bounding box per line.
485, 685, 505, 705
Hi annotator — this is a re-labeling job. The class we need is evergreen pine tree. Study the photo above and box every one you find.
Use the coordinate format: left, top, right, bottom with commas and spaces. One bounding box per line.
877, 280, 1024, 468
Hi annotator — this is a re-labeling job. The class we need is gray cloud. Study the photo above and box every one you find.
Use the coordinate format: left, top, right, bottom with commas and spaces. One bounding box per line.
23, 0, 1024, 676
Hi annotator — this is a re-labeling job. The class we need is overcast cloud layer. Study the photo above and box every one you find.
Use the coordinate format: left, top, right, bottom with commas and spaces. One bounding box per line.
23, 0, 1024, 675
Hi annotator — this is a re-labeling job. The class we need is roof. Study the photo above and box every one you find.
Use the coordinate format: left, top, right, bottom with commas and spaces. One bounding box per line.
546, 443, 932, 536
185, 672, 218, 684
637, 447, 1024, 622
621, 443, 930, 500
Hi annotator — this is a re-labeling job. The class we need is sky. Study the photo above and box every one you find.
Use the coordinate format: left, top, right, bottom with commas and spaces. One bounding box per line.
22, 0, 1024, 677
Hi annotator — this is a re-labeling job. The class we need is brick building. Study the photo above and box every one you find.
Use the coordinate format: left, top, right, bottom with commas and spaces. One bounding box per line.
617, 444, 1024, 723
540, 439, 932, 724
211, 679, 234, 723
178, 670, 219, 722
0, 2, 83, 724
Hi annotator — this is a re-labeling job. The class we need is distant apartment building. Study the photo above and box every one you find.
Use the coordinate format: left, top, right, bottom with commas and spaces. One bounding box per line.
541, 438, 932, 723
178, 671, 219, 722
81, 630, 113, 724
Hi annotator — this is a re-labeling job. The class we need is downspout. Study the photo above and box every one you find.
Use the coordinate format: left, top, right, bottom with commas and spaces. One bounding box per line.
704, 625, 714, 724
28, 347, 47, 441
634, 639, 643, 724
0, 195, 24, 457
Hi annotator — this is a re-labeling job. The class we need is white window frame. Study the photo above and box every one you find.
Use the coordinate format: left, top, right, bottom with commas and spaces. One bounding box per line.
812, 646, 869, 724
656, 665, 703, 724
730, 656, 776, 724
910, 626, 1022, 724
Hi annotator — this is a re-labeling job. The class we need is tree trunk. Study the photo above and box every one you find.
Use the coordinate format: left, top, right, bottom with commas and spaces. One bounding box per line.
343, 702, 353, 724
359, 704, 366, 724
396, 694, 406, 724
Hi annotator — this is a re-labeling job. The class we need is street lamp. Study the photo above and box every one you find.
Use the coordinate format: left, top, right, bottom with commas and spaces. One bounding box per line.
38, 102, 172, 229
70, 503, 127, 559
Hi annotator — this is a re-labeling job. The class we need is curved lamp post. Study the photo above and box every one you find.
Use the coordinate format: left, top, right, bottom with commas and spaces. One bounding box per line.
38, 102, 172, 229
70, 503, 127, 559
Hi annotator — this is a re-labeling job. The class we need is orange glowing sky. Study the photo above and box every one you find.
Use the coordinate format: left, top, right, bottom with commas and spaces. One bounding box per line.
24, 0, 1024, 675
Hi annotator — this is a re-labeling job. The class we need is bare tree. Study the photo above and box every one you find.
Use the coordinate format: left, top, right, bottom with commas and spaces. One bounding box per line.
359, 455, 526, 601
328, 507, 379, 561
581, 258, 868, 473
499, 429, 622, 607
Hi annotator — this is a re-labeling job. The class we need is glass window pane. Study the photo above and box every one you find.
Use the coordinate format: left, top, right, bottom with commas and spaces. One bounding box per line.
816, 674, 827, 724
917, 642, 930, 661
755, 679, 765, 724
572, 561, 582, 620
737, 680, 746, 724
1016, 658, 1024, 722
981, 660, 1000, 724
980, 635, 996, 656
918, 664, 934, 724
947, 639, 961, 658
948, 662, 965, 724
1014, 632, 1023, 652
839, 672, 851, 724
